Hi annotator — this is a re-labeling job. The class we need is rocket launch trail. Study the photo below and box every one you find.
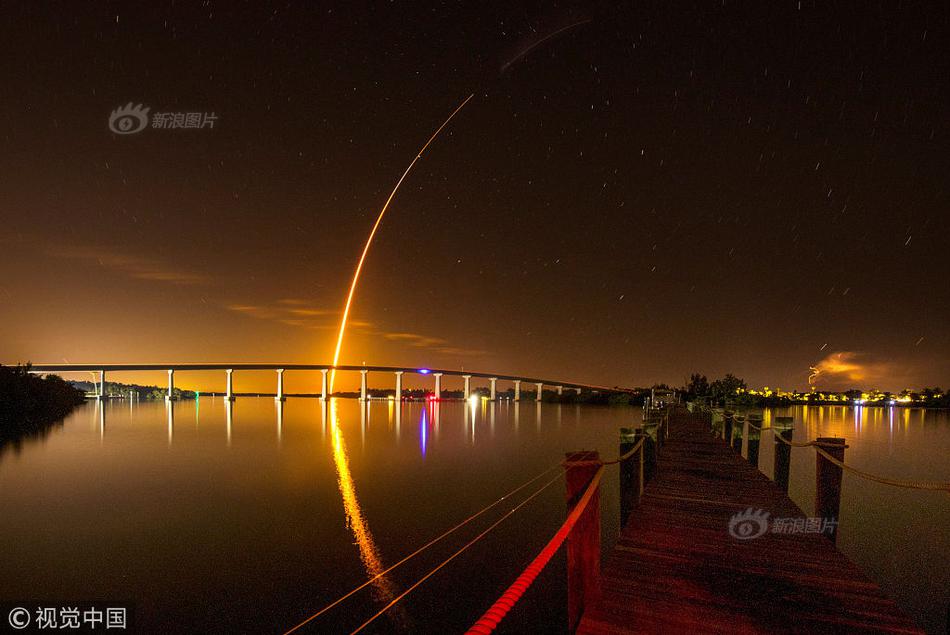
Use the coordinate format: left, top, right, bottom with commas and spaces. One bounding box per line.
329, 94, 475, 392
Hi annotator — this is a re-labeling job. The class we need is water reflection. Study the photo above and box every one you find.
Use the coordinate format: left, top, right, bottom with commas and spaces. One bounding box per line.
419, 408, 428, 458
327, 400, 400, 608
166, 401, 174, 446
3, 399, 946, 632
321, 399, 328, 440
226, 400, 233, 447
98, 400, 105, 442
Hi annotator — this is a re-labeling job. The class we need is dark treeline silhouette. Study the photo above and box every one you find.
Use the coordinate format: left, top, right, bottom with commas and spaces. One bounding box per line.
1, 364, 85, 454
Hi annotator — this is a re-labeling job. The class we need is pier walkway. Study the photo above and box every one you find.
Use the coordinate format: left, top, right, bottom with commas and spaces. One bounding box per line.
577, 409, 922, 634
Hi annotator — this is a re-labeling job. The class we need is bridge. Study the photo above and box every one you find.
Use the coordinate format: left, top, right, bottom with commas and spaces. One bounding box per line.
26, 363, 633, 402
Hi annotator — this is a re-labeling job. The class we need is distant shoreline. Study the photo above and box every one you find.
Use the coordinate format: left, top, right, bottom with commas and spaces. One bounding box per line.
0, 365, 85, 450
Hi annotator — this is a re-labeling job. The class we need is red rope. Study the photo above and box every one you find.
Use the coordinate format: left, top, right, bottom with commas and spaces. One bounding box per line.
466, 464, 605, 635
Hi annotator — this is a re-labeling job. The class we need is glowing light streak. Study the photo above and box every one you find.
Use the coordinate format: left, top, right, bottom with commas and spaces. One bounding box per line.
328, 95, 474, 392
329, 401, 400, 607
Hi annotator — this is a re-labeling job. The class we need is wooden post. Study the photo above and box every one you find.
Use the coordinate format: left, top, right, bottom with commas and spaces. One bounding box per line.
815, 437, 846, 544
723, 412, 734, 443
636, 431, 646, 498
746, 417, 762, 468
643, 428, 658, 484
732, 416, 744, 452
619, 428, 643, 527
774, 427, 793, 492
710, 409, 722, 436
564, 451, 602, 633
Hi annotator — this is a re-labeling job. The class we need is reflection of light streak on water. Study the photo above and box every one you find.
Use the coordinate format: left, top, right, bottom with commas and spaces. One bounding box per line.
329, 401, 400, 608
468, 395, 478, 445
328, 95, 474, 393
420, 408, 427, 458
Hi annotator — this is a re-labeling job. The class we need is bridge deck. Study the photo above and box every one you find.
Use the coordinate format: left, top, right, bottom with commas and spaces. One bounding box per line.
578, 410, 922, 634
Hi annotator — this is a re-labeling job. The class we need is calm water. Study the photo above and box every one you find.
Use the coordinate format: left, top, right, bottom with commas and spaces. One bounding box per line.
1, 400, 947, 633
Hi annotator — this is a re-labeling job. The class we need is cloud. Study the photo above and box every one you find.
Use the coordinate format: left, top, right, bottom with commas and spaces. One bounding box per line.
383, 332, 448, 348
432, 345, 489, 357
225, 300, 489, 357
224, 302, 343, 330
48, 245, 209, 286
381, 332, 487, 356
808, 351, 902, 389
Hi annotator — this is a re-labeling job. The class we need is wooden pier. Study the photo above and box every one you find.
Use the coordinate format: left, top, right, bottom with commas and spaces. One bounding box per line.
577, 409, 922, 634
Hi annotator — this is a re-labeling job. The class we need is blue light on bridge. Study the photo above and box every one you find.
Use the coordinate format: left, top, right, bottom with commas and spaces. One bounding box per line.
418, 368, 431, 375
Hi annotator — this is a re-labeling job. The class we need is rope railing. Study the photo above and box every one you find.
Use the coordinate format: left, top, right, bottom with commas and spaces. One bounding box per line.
466, 465, 606, 635
712, 410, 950, 493
291, 409, 664, 635
283, 461, 566, 634
811, 445, 949, 492
604, 436, 645, 465
350, 469, 568, 634
465, 425, 655, 634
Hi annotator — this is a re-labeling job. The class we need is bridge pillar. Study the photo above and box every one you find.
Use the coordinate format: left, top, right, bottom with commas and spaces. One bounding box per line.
225, 369, 235, 401
513, 380, 521, 401
275, 369, 285, 401
320, 369, 329, 400
463, 374, 472, 399
166, 369, 175, 401
433, 373, 442, 400
557, 385, 563, 396
489, 377, 497, 401
394, 371, 403, 401
536, 382, 543, 401
98, 370, 106, 399
360, 369, 368, 401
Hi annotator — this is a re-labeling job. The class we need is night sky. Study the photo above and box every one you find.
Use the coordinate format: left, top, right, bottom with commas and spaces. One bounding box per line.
2, 2, 948, 392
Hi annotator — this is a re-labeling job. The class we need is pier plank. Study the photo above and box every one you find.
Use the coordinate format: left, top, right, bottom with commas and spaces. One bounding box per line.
577, 410, 922, 634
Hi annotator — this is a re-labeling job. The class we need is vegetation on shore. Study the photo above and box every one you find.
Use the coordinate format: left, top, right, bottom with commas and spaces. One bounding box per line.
0, 364, 85, 450
683, 372, 950, 408
69, 380, 196, 400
